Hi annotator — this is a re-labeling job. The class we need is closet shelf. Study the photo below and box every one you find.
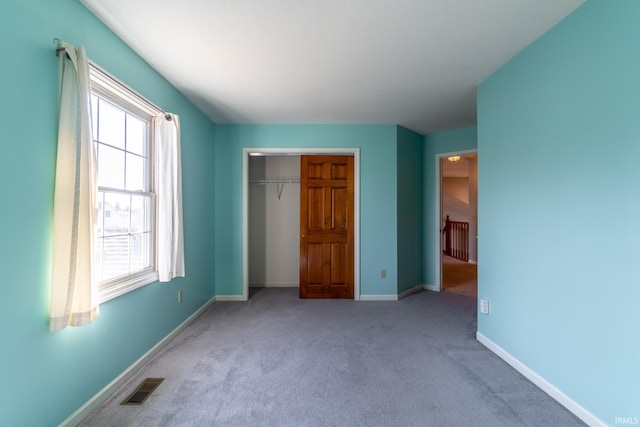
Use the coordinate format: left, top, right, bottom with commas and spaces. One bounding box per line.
250, 178, 300, 185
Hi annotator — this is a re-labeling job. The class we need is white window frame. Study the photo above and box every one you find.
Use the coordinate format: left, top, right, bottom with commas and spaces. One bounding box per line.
90, 63, 161, 303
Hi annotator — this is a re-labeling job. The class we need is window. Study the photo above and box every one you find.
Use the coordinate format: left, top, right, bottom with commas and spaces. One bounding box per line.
90, 64, 161, 302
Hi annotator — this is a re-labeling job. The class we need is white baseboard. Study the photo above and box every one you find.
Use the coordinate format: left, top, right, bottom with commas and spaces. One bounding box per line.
359, 294, 398, 301
423, 283, 440, 292
60, 296, 217, 427
476, 332, 606, 427
398, 285, 424, 300
215, 295, 246, 302
468, 259, 477, 265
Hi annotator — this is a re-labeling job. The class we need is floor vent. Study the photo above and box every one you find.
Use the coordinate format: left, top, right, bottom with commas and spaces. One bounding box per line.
121, 378, 164, 405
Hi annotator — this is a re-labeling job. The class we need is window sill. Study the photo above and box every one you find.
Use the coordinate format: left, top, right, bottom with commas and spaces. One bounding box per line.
99, 270, 159, 304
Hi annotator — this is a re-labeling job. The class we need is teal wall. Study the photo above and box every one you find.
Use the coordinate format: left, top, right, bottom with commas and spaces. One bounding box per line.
213, 124, 399, 297
0, 1, 216, 425
423, 127, 477, 286
478, 0, 639, 423
397, 126, 424, 294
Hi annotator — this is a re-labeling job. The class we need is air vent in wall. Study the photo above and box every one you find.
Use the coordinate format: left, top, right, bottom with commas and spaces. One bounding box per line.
121, 378, 164, 405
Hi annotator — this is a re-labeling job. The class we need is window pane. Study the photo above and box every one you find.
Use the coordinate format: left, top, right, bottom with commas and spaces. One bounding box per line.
98, 98, 125, 149
126, 153, 146, 191
130, 233, 151, 272
102, 235, 129, 281
126, 114, 146, 156
103, 193, 130, 236
130, 195, 151, 233
96, 192, 104, 237
98, 144, 125, 189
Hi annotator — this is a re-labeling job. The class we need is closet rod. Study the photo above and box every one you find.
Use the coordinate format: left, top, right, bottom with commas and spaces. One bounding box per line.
250, 179, 300, 185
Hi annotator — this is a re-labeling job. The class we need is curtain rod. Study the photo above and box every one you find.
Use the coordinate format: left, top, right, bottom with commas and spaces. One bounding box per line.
53, 37, 172, 121
53, 37, 68, 58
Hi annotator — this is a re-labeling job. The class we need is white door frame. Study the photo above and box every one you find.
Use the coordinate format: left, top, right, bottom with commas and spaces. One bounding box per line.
434, 148, 477, 291
242, 147, 361, 301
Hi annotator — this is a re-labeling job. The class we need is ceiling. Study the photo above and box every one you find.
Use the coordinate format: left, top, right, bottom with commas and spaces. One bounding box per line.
80, 0, 584, 135
442, 154, 476, 178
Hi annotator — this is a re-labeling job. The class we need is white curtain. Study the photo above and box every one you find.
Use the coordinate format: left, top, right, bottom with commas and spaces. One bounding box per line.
156, 113, 185, 282
50, 42, 98, 332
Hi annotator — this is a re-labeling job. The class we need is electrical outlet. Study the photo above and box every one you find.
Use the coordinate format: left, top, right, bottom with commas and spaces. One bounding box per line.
480, 298, 489, 314
178, 290, 183, 303
381, 269, 387, 279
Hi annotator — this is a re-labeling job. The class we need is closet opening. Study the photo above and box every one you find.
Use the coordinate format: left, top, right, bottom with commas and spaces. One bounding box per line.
248, 155, 301, 296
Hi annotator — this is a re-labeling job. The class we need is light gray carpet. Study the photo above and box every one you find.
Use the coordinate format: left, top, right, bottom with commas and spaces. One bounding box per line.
80, 288, 585, 427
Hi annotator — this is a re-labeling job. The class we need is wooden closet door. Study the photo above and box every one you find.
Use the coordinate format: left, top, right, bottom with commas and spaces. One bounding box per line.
300, 155, 354, 299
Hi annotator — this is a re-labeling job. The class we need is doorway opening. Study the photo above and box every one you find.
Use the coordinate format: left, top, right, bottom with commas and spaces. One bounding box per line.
242, 148, 361, 301
436, 150, 477, 299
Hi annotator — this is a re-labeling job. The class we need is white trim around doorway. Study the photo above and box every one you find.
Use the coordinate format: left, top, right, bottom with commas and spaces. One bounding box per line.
242, 147, 361, 301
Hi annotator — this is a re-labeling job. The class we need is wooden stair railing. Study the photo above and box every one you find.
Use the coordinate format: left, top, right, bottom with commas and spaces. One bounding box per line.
443, 215, 469, 262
